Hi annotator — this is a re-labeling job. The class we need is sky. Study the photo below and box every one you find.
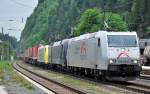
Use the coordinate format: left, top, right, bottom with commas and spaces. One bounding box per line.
0, 0, 38, 41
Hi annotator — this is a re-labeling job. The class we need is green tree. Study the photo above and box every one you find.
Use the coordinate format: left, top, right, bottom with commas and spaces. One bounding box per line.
74, 8, 128, 36
146, 26, 150, 32
106, 13, 128, 31
74, 8, 103, 36
20, 0, 133, 51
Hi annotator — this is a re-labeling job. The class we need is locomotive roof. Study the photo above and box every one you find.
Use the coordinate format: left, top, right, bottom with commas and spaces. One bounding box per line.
62, 39, 69, 43
106, 31, 137, 35
45, 45, 49, 47
71, 31, 137, 41
72, 32, 96, 41
53, 41, 61, 46
39, 45, 44, 49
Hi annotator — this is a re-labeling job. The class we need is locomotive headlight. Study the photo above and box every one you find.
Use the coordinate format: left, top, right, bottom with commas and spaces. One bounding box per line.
133, 60, 138, 64
109, 60, 114, 64
108, 59, 116, 64
121, 48, 125, 52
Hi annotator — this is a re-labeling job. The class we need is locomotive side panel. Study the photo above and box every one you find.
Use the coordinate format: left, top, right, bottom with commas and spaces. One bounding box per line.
37, 47, 45, 63
48, 46, 52, 64
44, 45, 49, 64
67, 38, 97, 68
51, 45, 63, 65
95, 31, 109, 70
61, 39, 69, 66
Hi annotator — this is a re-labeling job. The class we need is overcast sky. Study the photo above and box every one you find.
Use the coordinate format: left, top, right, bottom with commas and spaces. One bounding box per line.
0, 0, 38, 41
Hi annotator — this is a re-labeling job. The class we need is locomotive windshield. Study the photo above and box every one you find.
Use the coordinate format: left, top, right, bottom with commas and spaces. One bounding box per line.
108, 35, 137, 47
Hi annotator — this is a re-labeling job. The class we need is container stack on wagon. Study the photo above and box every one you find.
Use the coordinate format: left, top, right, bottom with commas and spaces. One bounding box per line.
23, 44, 41, 64
32, 44, 41, 64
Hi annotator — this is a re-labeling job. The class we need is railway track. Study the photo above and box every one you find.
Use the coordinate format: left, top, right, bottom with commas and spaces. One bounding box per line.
140, 74, 150, 80
140, 67, 150, 80
61, 72, 150, 94
110, 80, 150, 94
15, 61, 150, 94
12, 62, 87, 94
82, 75, 150, 94
74, 75, 150, 94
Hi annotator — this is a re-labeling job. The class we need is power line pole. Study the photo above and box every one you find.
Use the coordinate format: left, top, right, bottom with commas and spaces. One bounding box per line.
1, 27, 4, 41
1, 27, 4, 34
22, 17, 24, 23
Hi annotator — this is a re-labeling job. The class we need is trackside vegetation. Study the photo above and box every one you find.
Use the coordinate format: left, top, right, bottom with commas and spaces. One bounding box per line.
0, 61, 34, 90
18, 61, 123, 94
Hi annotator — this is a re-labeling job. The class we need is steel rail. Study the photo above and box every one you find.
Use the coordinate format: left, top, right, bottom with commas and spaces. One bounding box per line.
16, 61, 150, 94
13, 62, 87, 94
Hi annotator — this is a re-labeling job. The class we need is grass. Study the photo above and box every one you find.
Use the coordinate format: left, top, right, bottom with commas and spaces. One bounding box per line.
47, 72, 117, 94
18, 61, 120, 94
11, 73, 34, 90
0, 61, 34, 90
0, 70, 3, 82
0, 61, 9, 82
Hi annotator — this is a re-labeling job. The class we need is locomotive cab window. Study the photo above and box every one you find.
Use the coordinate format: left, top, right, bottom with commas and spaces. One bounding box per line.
107, 35, 137, 47
98, 38, 101, 47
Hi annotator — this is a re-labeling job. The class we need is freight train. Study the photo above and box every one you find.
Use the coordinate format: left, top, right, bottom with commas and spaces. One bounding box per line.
139, 39, 150, 65
20, 31, 141, 81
